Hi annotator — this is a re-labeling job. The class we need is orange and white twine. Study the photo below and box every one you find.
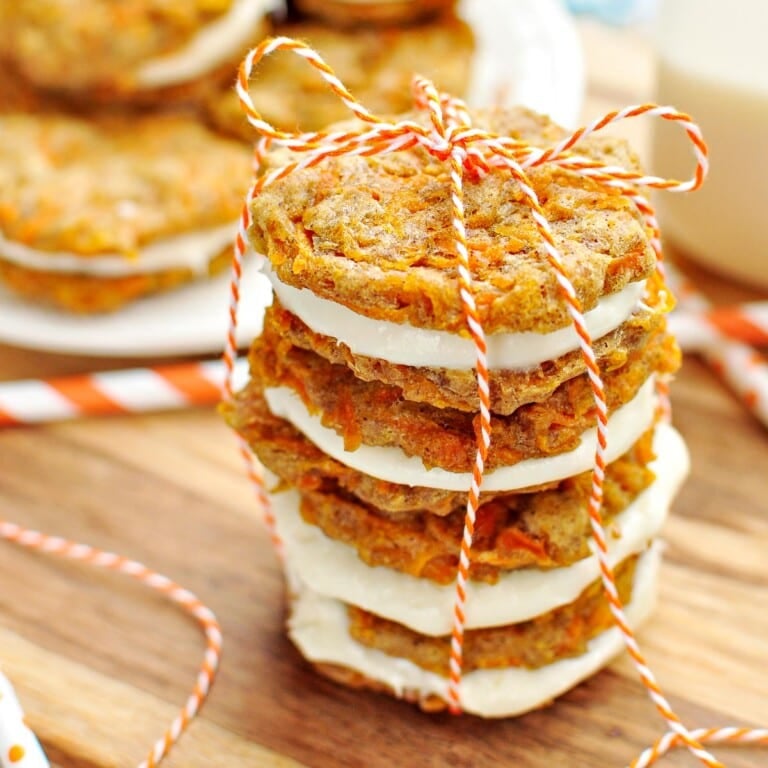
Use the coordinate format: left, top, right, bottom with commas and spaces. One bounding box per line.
706, 301, 768, 348
0, 359, 248, 428
221, 36, 768, 768
670, 301, 768, 351
666, 263, 768, 427
0, 520, 222, 767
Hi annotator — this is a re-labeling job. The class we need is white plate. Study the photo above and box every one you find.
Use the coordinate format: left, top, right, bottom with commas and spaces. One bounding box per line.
0, 261, 272, 358
0, 0, 583, 358
462, 0, 584, 128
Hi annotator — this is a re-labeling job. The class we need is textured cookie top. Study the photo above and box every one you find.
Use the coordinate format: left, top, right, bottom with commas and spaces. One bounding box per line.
0, 112, 251, 256
250, 107, 655, 335
0, 0, 232, 91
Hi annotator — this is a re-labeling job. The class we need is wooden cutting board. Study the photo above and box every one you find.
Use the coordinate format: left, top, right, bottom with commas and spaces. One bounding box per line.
0, 358, 766, 768
1, 20, 767, 768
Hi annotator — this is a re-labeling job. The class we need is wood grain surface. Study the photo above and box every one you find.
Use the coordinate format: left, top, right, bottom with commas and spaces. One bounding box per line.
1, 18, 766, 768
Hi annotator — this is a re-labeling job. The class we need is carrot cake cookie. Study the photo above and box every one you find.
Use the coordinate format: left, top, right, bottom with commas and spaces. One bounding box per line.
0, 0, 273, 105
0, 111, 252, 312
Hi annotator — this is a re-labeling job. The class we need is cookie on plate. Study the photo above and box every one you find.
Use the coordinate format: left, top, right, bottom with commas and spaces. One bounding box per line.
0, 112, 252, 313
223, 105, 690, 715
204, 10, 474, 140
291, 0, 457, 27
0, 0, 272, 105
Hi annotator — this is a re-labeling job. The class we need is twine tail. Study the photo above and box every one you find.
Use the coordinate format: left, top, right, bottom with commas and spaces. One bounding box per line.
224, 156, 284, 557
0, 521, 222, 768
631, 727, 768, 768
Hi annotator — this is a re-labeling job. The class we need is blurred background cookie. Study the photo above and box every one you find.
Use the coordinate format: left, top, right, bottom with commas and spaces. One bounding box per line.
0, 112, 252, 313
0, 0, 477, 316
292, 0, 457, 27
0, 0, 273, 105
204, 8, 475, 139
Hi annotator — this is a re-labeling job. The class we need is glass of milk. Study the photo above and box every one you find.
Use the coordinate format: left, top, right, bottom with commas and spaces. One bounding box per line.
651, 0, 768, 290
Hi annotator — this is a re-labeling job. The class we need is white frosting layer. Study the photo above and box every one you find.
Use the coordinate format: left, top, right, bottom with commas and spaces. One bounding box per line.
265, 263, 646, 370
287, 543, 661, 718
273, 423, 688, 634
136, 0, 276, 88
264, 376, 657, 492
0, 224, 236, 277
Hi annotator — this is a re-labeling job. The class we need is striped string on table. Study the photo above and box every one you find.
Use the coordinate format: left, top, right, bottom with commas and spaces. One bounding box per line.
0, 358, 249, 427
2, 298, 767, 428
0, 524, 223, 768
0, 363, 239, 763
666, 263, 768, 427
669, 301, 768, 350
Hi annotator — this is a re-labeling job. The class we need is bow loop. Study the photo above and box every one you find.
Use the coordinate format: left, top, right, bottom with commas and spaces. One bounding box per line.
237, 38, 708, 206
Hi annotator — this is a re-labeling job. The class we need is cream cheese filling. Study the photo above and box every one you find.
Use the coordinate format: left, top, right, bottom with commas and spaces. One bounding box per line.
286, 543, 660, 718
0, 224, 236, 277
136, 0, 276, 88
272, 422, 687, 634
264, 263, 647, 370
263, 376, 657, 492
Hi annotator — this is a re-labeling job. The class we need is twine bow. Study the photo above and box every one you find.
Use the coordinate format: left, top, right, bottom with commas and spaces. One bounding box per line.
224, 36, 765, 768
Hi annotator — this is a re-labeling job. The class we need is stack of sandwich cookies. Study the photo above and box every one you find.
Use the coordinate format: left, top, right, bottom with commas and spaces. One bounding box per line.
225, 105, 689, 716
